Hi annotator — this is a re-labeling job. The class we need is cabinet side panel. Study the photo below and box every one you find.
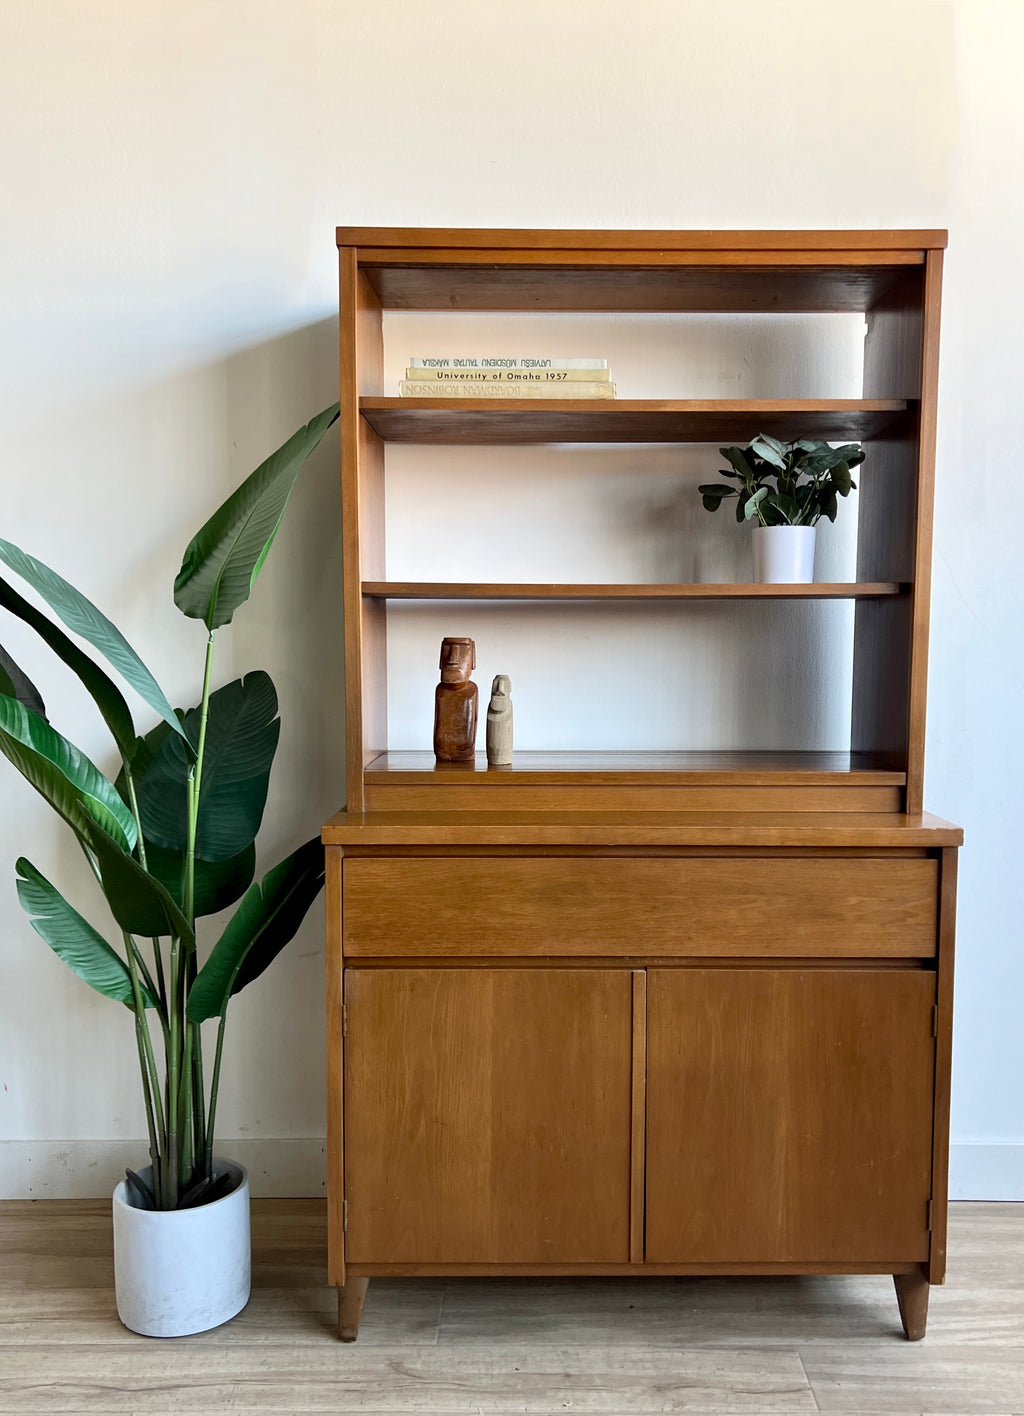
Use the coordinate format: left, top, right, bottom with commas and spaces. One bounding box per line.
324, 846, 345, 1286
340, 253, 385, 812
905, 250, 943, 813
928, 846, 958, 1283
646, 968, 936, 1263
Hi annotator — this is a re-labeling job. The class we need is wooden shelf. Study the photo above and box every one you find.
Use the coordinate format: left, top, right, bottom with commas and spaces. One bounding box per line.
363, 582, 906, 601
360, 398, 911, 445
365, 751, 906, 787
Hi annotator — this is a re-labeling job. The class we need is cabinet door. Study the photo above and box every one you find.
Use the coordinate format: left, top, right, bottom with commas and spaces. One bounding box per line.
344, 968, 634, 1264
646, 968, 935, 1263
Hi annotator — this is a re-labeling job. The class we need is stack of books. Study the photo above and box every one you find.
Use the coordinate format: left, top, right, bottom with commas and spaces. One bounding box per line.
399, 357, 614, 399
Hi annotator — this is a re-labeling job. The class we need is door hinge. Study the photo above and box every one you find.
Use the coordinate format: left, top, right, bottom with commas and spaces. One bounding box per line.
343, 1199, 349, 1232
342, 1004, 348, 1039
927, 1199, 934, 1232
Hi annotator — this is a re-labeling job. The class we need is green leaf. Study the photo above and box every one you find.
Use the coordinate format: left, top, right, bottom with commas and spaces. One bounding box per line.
772, 493, 800, 525
0, 643, 46, 719
698, 483, 738, 498
136, 672, 280, 862
77, 815, 194, 943
15, 858, 156, 1008
831, 461, 853, 496
187, 839, 325, 1023
719, 446, 755, 480
0, 572, 135, 756
0, 545, 184, 748
749, 436, 787, 470
145, 840, 256, 917
743, 487, 768, 521
0, 694, 137, 851
174, 404, 340, 631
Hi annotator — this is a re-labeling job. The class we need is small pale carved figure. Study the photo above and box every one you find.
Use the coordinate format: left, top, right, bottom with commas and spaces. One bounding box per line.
433, 637, 478, 762
486, 674, 513, 766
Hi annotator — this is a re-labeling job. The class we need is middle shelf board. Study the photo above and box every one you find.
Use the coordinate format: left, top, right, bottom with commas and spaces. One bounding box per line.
359, 398, 911, 445
362, 582, 906, 601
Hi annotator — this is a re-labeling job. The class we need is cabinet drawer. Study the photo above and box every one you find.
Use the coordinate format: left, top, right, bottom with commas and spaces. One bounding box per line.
342, 857, 938, 958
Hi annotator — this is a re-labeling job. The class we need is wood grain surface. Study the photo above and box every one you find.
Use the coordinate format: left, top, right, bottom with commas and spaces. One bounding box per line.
322, 810, 963, 847
343, 968, 633, 1264
645, 969, 936, 1264
337, 226, 948, 250
341, 857, 938, 958
359, 398, 909, 444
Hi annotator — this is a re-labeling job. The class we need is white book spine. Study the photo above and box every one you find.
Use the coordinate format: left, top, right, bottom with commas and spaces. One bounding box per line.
399, 380, 615, 399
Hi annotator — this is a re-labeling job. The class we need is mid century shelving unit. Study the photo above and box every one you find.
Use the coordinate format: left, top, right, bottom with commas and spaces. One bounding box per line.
322, 227, 961, 1342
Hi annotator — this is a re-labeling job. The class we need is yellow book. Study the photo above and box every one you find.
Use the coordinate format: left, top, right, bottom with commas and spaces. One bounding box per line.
404, 367, 611, 383
399, 380, 615, 399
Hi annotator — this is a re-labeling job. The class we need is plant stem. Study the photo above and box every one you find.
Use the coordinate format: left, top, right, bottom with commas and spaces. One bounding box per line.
123, 931, 163, 1201
204, 1011, 228, 1179
192, 1022, 207, 1177
166, 935, 181, 1208
179, 1022, 194, 1188
183, 632, 216, 926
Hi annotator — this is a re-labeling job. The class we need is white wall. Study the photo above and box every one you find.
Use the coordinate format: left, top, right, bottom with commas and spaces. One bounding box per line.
0, 0, 1019, 1197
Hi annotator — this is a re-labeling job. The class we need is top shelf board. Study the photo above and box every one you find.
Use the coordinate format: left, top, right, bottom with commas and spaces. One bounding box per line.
360, 398, 910, 445
339, 231, 944, 313
339, 227, 948, 251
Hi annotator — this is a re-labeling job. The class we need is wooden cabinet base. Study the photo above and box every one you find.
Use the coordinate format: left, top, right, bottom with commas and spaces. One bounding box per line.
894, 1266, 930, 1340
337, 1276, 370, 1342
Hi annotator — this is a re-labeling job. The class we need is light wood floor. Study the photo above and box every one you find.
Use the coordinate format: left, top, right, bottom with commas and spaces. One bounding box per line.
0, 1200, 1021, 1413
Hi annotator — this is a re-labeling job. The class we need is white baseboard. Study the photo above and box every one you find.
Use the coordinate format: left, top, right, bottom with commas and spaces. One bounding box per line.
0, 1139, 326, 1199
949, 1143, 1024, 1200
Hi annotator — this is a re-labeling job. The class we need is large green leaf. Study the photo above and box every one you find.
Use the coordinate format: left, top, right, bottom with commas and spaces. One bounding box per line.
174, 404, 339, 631
0, 541, 185, 747
0, 643, 46, 718
145, 840, 256, 917
187, 838, 324, 1023
15, 858, 156, 1008
76, 813, 194, 944
136, 672, 280, 863
0, 694, 136, 851
0, 571, 134, 757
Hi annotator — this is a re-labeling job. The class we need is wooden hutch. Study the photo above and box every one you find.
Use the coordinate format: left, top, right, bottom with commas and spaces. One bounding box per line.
322, 227, 960, 1342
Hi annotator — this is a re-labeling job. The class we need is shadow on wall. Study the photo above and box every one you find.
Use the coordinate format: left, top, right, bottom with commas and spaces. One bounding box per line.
2, 314, 345, 1145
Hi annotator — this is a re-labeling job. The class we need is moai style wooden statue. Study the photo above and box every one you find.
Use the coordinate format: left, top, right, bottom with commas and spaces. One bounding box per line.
486, 674, 513, 766
433, 637, 478, 762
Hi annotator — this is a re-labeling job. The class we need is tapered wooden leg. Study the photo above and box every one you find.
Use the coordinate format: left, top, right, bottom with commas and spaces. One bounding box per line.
894, 1267, 929, 1340
337, 1276, 369, 1342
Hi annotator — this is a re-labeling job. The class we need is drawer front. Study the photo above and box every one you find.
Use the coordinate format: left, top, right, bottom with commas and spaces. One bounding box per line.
342, 857, 938, 958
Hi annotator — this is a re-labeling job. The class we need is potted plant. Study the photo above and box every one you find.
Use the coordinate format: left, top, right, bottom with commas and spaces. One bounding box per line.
0, 402, 339, 1336
698, 434, 865, 583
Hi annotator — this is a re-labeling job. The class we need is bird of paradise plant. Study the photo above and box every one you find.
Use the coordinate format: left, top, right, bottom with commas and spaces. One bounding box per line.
0, 403, 339, 1210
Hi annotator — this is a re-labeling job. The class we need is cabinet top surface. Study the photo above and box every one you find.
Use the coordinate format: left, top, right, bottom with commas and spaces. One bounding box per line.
321, 809, 962, 848
337, 226, 948, 253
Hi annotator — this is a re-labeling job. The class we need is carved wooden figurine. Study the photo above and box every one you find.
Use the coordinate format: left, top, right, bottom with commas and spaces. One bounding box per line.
433, 637, 478, 762
486, 674, 513, 765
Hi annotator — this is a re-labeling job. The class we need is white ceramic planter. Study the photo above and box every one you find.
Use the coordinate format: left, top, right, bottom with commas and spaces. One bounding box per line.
112, 1160, 250, 1337
752, 525, 816, 583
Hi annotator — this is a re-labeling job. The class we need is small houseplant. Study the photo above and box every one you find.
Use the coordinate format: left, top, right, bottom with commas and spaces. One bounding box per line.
0, 402, 339, 1336
698, 434, 864, 583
